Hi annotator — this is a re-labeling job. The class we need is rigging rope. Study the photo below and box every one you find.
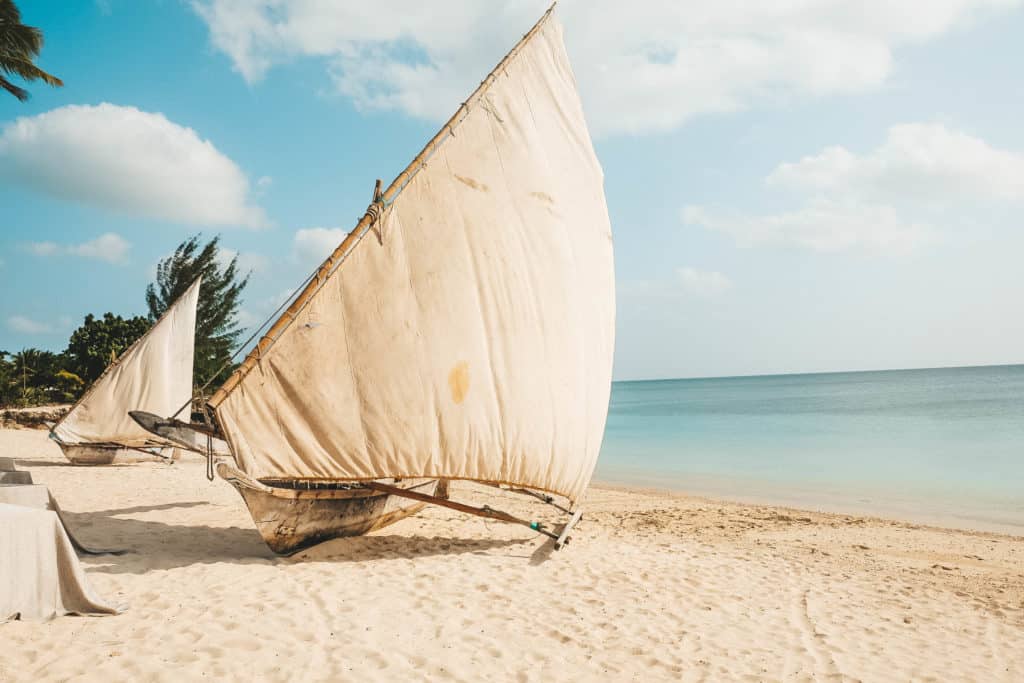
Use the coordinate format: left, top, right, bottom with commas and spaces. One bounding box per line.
168, 268, 319, 421
205, 432, 214, 482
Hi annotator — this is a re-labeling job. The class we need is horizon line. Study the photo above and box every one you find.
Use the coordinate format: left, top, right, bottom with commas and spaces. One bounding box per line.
613, 361, 1024, 384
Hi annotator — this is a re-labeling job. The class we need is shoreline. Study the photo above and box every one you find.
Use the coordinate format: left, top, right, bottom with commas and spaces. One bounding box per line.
2, 427, 1023, 680
593, 472, 1024, 539
593, 480, 1024, 541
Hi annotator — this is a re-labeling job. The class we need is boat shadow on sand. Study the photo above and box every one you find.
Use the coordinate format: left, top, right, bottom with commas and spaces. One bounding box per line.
13, 458, 78, 468
62, 502, 535, 573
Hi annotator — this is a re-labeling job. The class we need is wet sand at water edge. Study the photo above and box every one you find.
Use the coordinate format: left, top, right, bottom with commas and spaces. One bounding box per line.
1, 427, 1022, 681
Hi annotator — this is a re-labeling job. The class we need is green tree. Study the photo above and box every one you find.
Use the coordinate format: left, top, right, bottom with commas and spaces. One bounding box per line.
6, 348, 73, 406
146, 235, 249, 389
65, 312, 151, 385
53, 368, 84, 401
0, 350, 17, 405
0, 0, 63, 101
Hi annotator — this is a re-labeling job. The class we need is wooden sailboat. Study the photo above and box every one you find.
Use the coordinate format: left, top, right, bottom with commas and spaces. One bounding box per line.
50, 278, 202, 465
133, 4, 615, 555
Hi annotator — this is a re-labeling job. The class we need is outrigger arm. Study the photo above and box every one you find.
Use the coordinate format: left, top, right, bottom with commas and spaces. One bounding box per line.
363, 480, 582, 550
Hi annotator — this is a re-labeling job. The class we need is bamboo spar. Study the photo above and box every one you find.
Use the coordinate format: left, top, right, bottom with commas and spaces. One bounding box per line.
208, 2, 558, 408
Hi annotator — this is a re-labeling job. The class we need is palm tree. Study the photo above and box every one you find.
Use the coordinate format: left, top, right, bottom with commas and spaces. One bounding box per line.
0, 0, 62, 101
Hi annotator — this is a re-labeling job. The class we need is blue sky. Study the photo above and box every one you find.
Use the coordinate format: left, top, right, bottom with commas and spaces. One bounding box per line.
2, 0, 1023, 381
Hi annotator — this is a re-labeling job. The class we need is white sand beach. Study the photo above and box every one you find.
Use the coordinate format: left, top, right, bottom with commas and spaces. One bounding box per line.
1, 426, 1022, 682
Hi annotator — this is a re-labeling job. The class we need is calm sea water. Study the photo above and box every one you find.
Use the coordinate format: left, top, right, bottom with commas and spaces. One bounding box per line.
595, 365, 1024, 535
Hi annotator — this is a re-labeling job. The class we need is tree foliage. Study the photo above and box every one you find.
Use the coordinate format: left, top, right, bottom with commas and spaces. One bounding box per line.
146, 235, 249, 389
65, 312, 151, 385
0, 348, 80, 406
1, 312, 151, 407
0, 0, 63, 101
0, 351, 15, 405
1, 234, 250, 407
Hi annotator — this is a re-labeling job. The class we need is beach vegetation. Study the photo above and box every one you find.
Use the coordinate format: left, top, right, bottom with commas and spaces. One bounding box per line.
0, 347, 78, 406
65, 312, 151, 385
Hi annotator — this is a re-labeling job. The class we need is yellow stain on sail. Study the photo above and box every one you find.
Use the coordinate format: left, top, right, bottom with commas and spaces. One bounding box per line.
448, 362, 470, 404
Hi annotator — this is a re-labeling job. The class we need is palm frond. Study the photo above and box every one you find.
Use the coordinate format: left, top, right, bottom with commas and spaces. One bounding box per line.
0, 20, 43, 57
0, 72, 27, 100
0, 0, 23, 26
0, 0, 60, 100
0, 56, 61, 86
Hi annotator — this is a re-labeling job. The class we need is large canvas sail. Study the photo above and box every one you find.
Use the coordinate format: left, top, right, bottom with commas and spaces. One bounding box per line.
209, 10, 614, 504
53, 278, 201, 447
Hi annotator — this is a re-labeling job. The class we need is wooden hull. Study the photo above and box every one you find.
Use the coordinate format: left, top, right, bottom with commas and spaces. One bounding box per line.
57, 442, 177, 466
217, 463, 444, 555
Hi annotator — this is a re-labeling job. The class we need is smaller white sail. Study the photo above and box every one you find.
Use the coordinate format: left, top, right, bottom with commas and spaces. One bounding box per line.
52, 278, 201, 447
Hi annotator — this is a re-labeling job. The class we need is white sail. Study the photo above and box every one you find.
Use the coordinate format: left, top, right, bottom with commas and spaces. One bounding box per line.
53, 278, 201, 447
210, 12, 614, 504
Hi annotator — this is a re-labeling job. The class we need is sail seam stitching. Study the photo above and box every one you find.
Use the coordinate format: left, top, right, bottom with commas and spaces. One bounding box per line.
479, 88, 552, 489
441, 148, 509, 477
391, 207, 444, 477
518, 25, 589, 498
335, 268, 375, 472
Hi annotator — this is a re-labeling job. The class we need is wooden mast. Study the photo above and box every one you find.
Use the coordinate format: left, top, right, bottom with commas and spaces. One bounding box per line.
209, 3, 558, 408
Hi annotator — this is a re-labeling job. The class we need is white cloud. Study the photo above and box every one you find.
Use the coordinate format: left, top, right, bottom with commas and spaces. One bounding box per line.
266, 288, 295, 309
0, 103, 269, 228
685, 123, 1023, 253
217, 247, 270, 275
27, 241, 59, 256
684, 202, 933, 253
191, 0, 1021, 136
235, 308, 260, 329
68, 232, 131, 264
25, 232, 131, 264
7, 316, 54, 334
617, 267, 732, 305
293, 227, 346, 267
767, 124, 1024, 202
676, 267, 733, 296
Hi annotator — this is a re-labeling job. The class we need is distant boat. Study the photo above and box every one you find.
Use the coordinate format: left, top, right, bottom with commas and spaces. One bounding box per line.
133, 3, 615, 555
51, 278, 202, 465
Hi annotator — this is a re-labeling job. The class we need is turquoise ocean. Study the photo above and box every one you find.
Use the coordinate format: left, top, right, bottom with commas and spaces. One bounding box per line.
595, 364, 1024, 535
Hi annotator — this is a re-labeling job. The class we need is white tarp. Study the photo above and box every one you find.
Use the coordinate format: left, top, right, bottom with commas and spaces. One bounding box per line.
53, 278, 201, 447
0, 503, 121, 621
212, 14, 614, 503
0, 484, 126, 555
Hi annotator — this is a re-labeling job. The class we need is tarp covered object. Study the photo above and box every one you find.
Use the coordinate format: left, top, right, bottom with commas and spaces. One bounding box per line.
1, 503, 121, 621
0, 484, 125, 555
211, 13, 615, 504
